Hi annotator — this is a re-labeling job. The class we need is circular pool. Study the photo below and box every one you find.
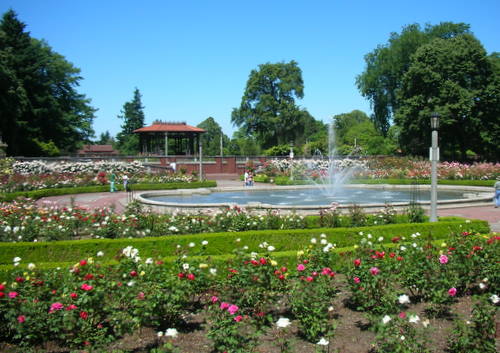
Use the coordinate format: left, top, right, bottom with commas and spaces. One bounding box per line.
135, 184, 492, 214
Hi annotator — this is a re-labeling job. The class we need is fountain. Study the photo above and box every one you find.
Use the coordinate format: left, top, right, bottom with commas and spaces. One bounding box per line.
135, 120, 492, 213
307, 122, 361, 196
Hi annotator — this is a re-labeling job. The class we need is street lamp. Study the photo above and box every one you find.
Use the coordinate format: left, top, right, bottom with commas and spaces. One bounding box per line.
430, 112, 440, 222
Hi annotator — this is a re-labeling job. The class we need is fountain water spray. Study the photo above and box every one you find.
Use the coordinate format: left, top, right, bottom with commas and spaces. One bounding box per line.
310, 122, 359, 196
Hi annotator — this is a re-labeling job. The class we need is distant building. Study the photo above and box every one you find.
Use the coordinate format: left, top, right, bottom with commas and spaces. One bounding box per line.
77, 144, 118, 156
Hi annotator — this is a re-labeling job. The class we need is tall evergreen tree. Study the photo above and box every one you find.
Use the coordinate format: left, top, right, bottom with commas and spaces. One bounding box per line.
0, 10, 95, 156
116, 88, 145, 154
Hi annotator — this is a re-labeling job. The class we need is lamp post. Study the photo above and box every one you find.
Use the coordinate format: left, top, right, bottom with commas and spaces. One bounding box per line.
430, 112, 440, 222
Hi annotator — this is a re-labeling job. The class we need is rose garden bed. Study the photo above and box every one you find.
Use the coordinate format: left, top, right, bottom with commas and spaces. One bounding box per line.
0, 228, 498, 352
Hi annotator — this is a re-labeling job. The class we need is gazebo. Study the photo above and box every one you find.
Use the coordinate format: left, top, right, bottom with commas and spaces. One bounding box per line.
133, 121, 206, 156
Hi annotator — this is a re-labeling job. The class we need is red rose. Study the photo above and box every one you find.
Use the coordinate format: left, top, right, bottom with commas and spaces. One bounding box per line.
354, 259, 361, 267
0, 284, 5, 291
70, 292, 78, 299
84, 274, 94, 280
187, 273, 195, 280
177, 273, 185, 278
17, 315, 25, 323
79, 311, 88, 320
259, 258, 267, 265
280, 267, 287, 273
130, 270, 138, 277
79, 260, 87, 266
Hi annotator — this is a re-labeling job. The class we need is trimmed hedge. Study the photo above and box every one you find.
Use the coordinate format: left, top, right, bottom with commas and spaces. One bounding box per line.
0, 181, 217, 201
0, 219, 488, 267
272, 177, 495, 187
351, 178, 495, 187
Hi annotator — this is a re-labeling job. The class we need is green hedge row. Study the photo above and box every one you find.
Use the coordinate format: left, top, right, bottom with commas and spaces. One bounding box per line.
0, 181, 217, 201
272, 177, 494, 187
0, 219, 488, 267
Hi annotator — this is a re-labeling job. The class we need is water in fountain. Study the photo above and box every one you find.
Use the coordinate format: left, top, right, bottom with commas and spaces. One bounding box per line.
309, 122, 359, 196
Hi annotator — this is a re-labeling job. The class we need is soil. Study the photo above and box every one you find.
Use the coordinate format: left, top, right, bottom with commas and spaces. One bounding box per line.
1, 282, 498, 353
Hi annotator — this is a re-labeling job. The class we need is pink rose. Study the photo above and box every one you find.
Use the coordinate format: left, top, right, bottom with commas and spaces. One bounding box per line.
80, 283, 93, 291
65, 304, 77, 311
354, 259, 361, 267
17, 315, 25, 323
211, 296, 219, 303
370, 267, 380, 275
234, 315, 243, 322
398, 312, 406, 319
306, 276, 314, 282
297, 264, 305, 271
49, 302, 64, 313
8, 291, 18, 299
321, 267, 332, 275
187, 273, 195, 280
353, 277, 360, 284
228, 304, 239, 315
448, 287, 457, 297
439, 255, 448, 264
220, 302, 230, 310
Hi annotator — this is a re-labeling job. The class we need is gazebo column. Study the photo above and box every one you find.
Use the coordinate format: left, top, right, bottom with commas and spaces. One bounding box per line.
164, 132, 168, 156
198, 134, 203, 181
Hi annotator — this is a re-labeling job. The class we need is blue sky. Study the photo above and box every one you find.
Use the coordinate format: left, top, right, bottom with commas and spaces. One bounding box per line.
1, 0, 499, 139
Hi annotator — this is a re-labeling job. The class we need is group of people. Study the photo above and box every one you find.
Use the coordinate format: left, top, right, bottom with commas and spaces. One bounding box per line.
109, 172, 130, 192
244, 170, 254, 187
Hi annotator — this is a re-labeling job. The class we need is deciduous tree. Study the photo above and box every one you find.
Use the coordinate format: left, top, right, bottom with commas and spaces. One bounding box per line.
396, 34, 500, 160
356, 22, 470, 136
197, 117, 230, 156
231, 61, 310, 148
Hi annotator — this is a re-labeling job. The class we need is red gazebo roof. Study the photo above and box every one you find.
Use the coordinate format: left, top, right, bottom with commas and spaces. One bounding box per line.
134, 121, 205, 133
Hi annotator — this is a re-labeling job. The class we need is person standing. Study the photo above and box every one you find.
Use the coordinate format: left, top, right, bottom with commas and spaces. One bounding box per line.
244, 170, 249, 186
123, 175, 129, 192
494, 177, 500, 208
110, 172, 116, 192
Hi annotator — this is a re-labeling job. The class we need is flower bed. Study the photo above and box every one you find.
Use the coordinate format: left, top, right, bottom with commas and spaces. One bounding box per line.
259, 157, 500, 182
0, 229, 497, 352
0, 199, 487, 243
0, 160, 198, 193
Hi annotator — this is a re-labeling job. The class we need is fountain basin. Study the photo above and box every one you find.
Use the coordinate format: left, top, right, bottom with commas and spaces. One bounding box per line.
135, 184, 492, 214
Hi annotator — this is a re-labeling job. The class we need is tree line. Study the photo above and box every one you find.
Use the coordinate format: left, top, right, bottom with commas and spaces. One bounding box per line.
1, 10, 498, 160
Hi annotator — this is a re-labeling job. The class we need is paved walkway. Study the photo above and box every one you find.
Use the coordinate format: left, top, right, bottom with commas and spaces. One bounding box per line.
35, 179, 500, 233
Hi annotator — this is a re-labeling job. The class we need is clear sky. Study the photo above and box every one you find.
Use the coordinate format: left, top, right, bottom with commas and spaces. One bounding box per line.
1, 0, 499, 139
